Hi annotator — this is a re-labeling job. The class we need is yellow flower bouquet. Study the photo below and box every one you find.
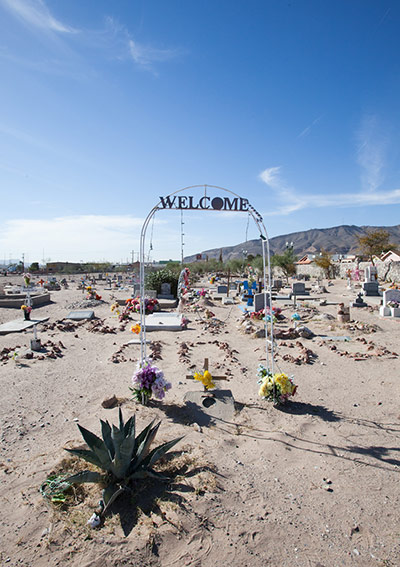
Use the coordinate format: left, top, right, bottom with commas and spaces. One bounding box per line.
257, 365, 297, 404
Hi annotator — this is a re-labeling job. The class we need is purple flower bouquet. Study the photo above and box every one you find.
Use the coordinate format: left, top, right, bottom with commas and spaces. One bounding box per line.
131, 359, 171, 405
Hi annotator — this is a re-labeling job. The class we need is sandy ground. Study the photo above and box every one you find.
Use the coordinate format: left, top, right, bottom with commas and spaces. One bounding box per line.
0, 274, 399, 567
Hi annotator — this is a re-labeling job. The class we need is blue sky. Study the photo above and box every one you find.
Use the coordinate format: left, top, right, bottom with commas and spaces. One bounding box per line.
1, 0, 400, 264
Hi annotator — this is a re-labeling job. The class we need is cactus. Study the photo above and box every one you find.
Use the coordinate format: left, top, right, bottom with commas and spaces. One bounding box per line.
64, 408, 183, 519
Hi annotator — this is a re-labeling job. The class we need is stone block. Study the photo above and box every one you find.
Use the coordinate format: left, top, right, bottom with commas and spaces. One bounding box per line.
253, 293, 270, 312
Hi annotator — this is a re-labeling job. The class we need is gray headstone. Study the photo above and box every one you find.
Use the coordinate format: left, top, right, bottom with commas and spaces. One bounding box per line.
253, 293, 270, 312
160, 282, 171, 295
183, 389, 235, 426
362, 281, 379, 296
292, 282, 306, 295
66, 310, 95, 320
217, 285, 228, 294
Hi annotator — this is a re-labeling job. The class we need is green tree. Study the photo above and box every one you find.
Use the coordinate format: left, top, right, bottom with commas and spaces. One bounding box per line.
271, 249, 297, 283
29, 262, 40, 272
356, 229, 393, 264
250, 255, 265, 275
314, 249, 334, 278
225, 258, 245, 274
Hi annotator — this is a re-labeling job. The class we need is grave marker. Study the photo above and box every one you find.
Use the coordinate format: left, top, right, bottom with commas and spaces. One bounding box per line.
253, 292, 271, 312
380, 288, 400, 317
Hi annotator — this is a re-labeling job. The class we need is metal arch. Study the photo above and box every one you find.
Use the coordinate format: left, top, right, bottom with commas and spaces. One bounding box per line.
138, 185, 275, 374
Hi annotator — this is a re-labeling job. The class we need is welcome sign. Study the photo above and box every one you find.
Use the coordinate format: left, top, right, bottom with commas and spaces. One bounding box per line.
159, 195, 250, 212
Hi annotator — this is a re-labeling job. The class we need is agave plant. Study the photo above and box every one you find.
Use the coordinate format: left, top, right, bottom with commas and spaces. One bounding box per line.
64, 408, 183, 520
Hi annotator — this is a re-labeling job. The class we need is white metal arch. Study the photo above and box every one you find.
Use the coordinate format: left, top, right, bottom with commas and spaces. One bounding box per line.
138, 184, 275, 373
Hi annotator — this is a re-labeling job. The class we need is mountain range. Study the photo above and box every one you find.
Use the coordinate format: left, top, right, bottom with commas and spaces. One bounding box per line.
184, 224, 400, 262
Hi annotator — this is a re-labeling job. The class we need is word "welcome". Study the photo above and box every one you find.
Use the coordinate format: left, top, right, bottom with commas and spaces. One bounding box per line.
159, 195, 249, 211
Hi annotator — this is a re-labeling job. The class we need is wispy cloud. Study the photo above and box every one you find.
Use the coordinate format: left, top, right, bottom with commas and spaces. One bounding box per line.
297, 115, 323, 139
0, 0, 77, 33
259, 164, 400, 217
356, 114, 386, 193
128, 39, 177, 68
259, 167, 305, 214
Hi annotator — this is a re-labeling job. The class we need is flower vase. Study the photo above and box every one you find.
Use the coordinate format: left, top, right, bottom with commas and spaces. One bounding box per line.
141, 391, 151, 406
24, 311, 30, 321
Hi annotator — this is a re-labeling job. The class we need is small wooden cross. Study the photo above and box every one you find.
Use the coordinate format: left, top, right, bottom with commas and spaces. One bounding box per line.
186, 357, 229, 392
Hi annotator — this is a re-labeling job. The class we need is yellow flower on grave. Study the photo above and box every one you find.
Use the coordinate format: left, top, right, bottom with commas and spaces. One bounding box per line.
194, 370, 215, 390
131, 323, 141, 334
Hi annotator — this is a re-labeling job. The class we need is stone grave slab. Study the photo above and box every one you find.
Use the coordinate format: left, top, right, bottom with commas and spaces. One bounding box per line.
158, 282, 174, 300
0, 317, 49, 335
362, 281, 380, 296
183, 389, 235, 426
217, 285, 228, 294
66, 310, 95, 320
254, 292, 271, 312
145, 312, 184, 331
222, 297, 235, 305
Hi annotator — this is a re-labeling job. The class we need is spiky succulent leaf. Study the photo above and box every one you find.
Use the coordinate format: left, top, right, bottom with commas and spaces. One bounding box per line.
65, 448, 103, 469
102, 483, 120, 506
65, 470, 105, 484
124, 415, 135, 439
113, 430, 137, 479
133, 419, 156, 454
77, 425, 112, 471
145, 469, 169, 480
111, 424, 124, 461
135, 421, 161, 467
146, 436, 184, 468
118, 407, 124, 432
100, 419, 115, 460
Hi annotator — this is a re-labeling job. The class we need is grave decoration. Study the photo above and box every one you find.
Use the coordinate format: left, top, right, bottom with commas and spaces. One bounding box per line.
131, 359, 171, 405
128, 297, 160, 314
257, 365, 297, 405
58, 409, 183, 527
186, 358, 227, 391
291, 312, 301, 328
86, 286, 102, 300
193, 370, 216, 390
23, 272, 31, 287
131, 323, 141, 335
21, 304, 32, 320
249, 306, 281, 322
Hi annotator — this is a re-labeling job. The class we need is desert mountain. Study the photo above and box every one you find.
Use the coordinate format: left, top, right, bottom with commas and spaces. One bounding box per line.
184, 224, 400, 262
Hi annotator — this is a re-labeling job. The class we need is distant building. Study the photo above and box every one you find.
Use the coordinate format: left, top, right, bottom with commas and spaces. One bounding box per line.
378, 250, 400, 263
295, 254, 316, 265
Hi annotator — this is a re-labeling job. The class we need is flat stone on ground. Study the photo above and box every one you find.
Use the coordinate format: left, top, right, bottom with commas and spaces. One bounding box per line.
145, 313, 184, 331
183, 389, 235, 425
0, 317, 49, 335
66, 310, 95, 320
